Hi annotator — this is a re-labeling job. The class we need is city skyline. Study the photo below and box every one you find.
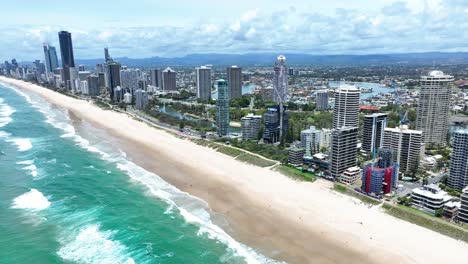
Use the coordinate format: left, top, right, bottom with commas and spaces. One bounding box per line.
2, 0, 468, 60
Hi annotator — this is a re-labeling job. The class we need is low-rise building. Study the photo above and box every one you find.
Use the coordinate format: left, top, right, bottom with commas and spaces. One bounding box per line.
443, 201, 461, 220
411, 184, 452, 214
340, 166, 361, 185
288, 148, 305, 166
459, 187, 468, 224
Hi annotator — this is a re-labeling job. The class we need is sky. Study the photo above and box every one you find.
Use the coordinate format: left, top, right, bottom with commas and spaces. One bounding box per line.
1, 0, 468, 60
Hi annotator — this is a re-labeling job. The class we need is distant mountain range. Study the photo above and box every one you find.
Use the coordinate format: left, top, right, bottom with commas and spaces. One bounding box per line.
68, 52, 468, 67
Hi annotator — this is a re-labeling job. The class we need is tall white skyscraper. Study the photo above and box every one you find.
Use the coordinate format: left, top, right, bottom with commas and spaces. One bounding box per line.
416, 71, 453, 147
332, 85, 360, 129
196, 66, 212, 101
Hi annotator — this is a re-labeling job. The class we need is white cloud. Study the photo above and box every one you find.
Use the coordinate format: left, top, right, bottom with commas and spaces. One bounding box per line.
1, 0, 468, 60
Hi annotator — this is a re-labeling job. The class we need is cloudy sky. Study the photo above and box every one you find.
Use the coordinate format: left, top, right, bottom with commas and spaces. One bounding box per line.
1, 0, 467, 60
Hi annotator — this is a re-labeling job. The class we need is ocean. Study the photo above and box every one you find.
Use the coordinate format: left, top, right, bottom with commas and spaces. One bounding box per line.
0, 83, 274, 264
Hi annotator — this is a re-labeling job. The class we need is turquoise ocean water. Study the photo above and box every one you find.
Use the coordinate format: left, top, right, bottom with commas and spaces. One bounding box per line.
0, 83, 274, 264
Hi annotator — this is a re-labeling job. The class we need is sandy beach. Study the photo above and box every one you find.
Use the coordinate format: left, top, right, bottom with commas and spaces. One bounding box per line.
2, 76, 467, 264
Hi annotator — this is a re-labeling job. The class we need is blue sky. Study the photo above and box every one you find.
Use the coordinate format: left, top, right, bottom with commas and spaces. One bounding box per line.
1, 0, 467, 60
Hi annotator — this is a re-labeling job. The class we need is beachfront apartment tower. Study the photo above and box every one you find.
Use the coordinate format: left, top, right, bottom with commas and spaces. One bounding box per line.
383, 125, 423, 177
447, 129, 468, 191
459, 188, 468, 224
416, 71, 453, 147
262, 106, 289, 143
162, 67, 177, 91
216, 79, 230, 136
241, 113, 262, 140
227, 66, 242, 100
196, 66, 212, 101
315, 90, 329, 111
43, 43, 59, 75
150, 69, 162, 88
362, 113, 388, 154
273, 55, 288, 104
332, 85, 360, 129
120, 69, 139, 93
105, 61, 121, 101
301, 126, 321, 157
330, 127, 358, 179
58, 31, 75, 90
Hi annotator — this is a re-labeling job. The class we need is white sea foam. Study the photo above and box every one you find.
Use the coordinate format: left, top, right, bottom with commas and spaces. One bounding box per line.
6, 138, 32, 152
17, 160, 34, 165
12, 189, 51, 210
57, 224, 135, 264
22, 164, 38, 177
0, 131, 11, 138
116, 161, 278, 264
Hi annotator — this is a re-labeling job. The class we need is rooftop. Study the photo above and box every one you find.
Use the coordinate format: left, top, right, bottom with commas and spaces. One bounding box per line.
412, 184, 452, 201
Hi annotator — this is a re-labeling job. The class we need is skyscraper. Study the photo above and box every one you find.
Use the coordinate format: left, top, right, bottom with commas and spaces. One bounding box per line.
162, 67, 177, 91
361, 148, 397, 195
87, 75, 100, 96
447, 129, 468, 190
58, 31, 75, 90
262, 106, 289, 143
330, 127, 358, 179
120, 69, 139, 93
216, 79, 230, 136
383, 125, 423, 176
196, 66, 212, 101
105, 61, 121, 101
333, 85, 360, 129
227, 66, 242, 99
362, 113, 388, 154
416, 71, 453, 147
315, 90, 329, 111
273, 55, 287, 104
135, 89, 148, 110
104, 47, 111, 62
43, 43, 59, 74
150, 69, 162, 87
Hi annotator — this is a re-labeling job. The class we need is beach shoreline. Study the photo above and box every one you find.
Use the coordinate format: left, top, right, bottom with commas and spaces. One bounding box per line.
2, 77, 467, 264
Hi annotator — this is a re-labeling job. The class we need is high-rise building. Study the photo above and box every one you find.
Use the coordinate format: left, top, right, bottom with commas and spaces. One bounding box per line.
383, 125, 423, 176
262, 105, 289, 143
315, 90, 329, 111
87, 75, 100, 96
196, 66, 212, 101
78, 65, 85, 71
96, 64, 105, 73
301, 126, 321, 157
43, 43, 59, 74
362, 148, 398, 195
447, 129, 468, 190
104, 47, 111, 62
241, 113, 262, 140
58, 31, 75, 90
120, 69, 139, 93
150, 69, 162, 88
333, 85, 360, 129
273, 55, 288, 104
459, 187, 468, 224
227, 66, 242, 99
135, 89, 148, 110
416, 71, 453, 146
362, 113, 388, 154
97, 72, 105, 90
105, 61, 121, 101
162, 67, 177, 91
216, 79, 230, 136
329, 127, 358, 179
